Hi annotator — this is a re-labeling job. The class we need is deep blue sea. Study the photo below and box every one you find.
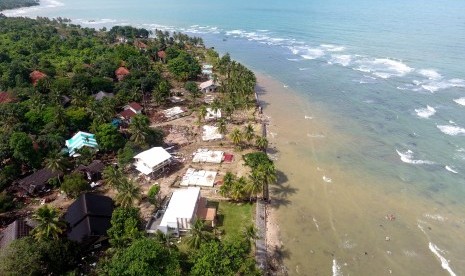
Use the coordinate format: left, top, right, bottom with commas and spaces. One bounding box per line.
5, 0, 465, 274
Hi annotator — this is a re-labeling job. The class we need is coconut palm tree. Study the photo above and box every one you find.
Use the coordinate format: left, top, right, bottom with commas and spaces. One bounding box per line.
44, 151, 67, 184
31, 205, 66, 241
197, 105, 207, 123
103, 165, 124, 189
246, 170, 264, 201
229, 128, 243, 148
217, 118, 227, 135
115, 178, 141, 208
255, 136, 268, 151
243, 124, 255, 145
242, 225, 259, 245
231, 177, 247, 201
187, 219, 211, 249
257, 163, 277, 201
128, 114, 150, 148
219, 171, 236, 198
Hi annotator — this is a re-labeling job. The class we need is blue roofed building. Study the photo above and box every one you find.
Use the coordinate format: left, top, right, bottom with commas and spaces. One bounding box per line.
66, 131, 99, 157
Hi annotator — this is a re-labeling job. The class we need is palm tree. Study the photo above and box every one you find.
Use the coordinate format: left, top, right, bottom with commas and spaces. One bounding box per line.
219, 171, 235, 198
115, 178, 141, 208
246, 170, 264, 201
242, 225, 259, 245
103, 166, 124, 189
187, 219, 211, 249
229, 177, 247, 201
229, 128, 243, 148
44, 151, 67, 184
257, 163, 277, 201
217, 118, 227, 135
129, 115, 150, 148
243, 124, 255, 145
31, 205, 66, 241
197, 105, 207, 123
255, 136, 268, 151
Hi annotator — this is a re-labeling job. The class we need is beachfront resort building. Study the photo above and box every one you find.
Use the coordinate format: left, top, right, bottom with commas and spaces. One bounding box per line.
202, 125, 223, 141
118, 102, 143, 123
115, 66, 130, 81
65, 131, 99, 157
205, 107, 221, 121
133, 147, 173, 175
157, 187, 200, 235
0, 219, 33, 249
199, 80, 217, 93
16, 167, 63, 196
202, 64, 213, 79
93, 91, 114, 101
64, 193, 114, 246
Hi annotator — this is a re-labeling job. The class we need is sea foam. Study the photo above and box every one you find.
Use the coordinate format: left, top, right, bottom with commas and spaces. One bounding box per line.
328, 55, 352, 67
354, 58, 413, 79
437, 125, 465, 136
414, 105, 436, 119
445, 166, 458, 174
418, 69, 442, 80
428, 243, 457, 276
396, 149, 435, 165
453, 97, 465, 106
332, 259, 343, 276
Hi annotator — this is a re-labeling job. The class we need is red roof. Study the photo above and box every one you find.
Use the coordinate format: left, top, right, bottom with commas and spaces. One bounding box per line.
125, 102, 143, 112
157, 50, 166, 59
134, 40, 148, 49
0, 92, 14, 104
29, 70, 47, 86
119, 109, 137, 120
115, 67, 130, 81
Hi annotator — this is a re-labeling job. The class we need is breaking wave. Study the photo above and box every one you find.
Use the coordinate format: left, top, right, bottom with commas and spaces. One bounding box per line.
437, 125, 465, 136
414, 105, 436, 119
396, 149, 435, 165
453, 97, 465, 106
428, 243, 457, 276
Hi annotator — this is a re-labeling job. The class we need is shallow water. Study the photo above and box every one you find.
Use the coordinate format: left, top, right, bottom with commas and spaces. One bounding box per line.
5, 0, 465, 274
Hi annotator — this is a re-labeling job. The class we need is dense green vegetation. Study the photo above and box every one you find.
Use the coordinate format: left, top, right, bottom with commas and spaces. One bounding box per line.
0, 16, 265, 275
0, 0, 39, 11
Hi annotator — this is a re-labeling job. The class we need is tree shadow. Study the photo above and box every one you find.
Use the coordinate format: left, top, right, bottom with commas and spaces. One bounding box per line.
271, 184, 297, 199
269, 197, 291, 209
266, 147, 279, 155
254, 84, 270, 109
275, 170, 288, 185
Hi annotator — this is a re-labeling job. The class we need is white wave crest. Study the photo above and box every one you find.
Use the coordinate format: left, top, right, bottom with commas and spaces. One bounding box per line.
354, 58, 413, 79
424, 213, 447, 222
332, 259, 343, 276
418, 69, 442, 80
428, 243, 457, 276
437, 125, 465, 136
328, 55, 352, 66
396, 149, 435, 165
312, 217, 320, 231
301, 48, 325, 60
414, 105, 436, 119
445, 166, 458, 174
421, 78, 465, 93
453, 97, 465, 106
323, 176, 332, 183
320, 44, 345, 52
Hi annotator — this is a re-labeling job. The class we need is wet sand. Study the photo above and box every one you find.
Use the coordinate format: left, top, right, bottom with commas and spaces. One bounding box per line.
257, 73, 465, 275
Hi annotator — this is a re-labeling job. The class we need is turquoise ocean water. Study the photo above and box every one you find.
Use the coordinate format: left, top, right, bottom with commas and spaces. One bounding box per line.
4, 1, 465, 274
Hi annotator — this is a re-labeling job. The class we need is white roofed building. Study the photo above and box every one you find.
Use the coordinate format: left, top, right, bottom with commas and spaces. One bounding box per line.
199, 80, 217, 93
158, 187, 200, 235
133, 147, 172, 175
205, 108, 221, 121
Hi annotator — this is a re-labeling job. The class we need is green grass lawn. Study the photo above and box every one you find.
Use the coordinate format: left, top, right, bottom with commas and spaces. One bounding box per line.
217, 201, 255, 241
